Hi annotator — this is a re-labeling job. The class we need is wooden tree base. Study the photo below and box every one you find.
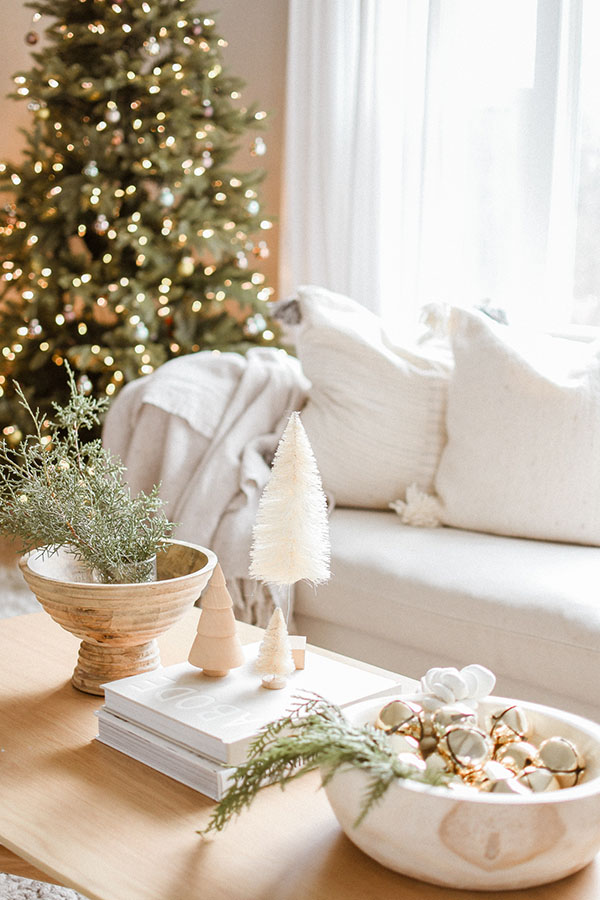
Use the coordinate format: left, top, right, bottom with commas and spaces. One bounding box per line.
72, 638, 161, 695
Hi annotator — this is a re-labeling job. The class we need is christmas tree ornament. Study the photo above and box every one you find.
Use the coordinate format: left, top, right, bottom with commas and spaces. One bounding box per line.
134, 322, 149, 341
158, 187, 175, 207
111, 130, 124, 146
488, 704, 530, 744
36, 107, 49, 119
77, 375, 93, 395
202, 150, 213, 168
251, 136, 266, 157
25, 31, 39, 45
247, 199, 259, 215
188, 563, 244, 677
538, 736, 585, 787
255, 606, 295, 689
178, 256, 194, 277
494, 740, 539, 773
6, 428, 23, 448
94, 214, 109, 234
143, 36, 161, 56
375, 699, 424, 741
243, 313, 266, 337
202, 100, 214, 117
105, 107, 121, 123
83, 161, 99, 177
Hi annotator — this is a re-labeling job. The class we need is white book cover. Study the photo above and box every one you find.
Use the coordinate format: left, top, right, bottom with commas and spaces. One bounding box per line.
95, 708, 235, 800
102, 642, 400, 765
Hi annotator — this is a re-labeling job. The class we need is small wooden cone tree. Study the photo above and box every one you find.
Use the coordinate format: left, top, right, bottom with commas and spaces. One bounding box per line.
255, 607, 295, 689
188, 563, 244, 677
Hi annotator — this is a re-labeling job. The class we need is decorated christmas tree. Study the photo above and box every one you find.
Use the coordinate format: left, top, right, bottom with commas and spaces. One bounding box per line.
0, 0, 280, 441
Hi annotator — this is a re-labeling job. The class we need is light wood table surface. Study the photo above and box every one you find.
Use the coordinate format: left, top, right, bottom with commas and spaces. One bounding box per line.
1, 609, 599, 900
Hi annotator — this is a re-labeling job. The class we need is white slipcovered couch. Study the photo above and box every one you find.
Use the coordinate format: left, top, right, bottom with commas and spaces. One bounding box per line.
104, 286, 600, 724
290, 288, 600, 724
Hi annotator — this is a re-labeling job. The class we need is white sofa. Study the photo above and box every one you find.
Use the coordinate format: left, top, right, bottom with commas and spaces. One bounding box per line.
288, 287, 600, 724
105, 286, 600, 724
295, 509, 600, 723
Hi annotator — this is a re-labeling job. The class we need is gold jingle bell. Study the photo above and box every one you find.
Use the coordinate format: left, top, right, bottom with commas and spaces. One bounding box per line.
431, 703, 477, 738
419, 735, 439, 759
396, 752, 427, 775
516, 765, 561, 793
487, 777, 531, 795
387, 733, 420, 755
494, 740, 539, 773
375, 699, 424, 741
488, 704, 530, 745
538, 736, 585, 788
438, 725, 493, 773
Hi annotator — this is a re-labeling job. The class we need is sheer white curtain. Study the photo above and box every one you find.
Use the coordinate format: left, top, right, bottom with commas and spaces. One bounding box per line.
280, 0, 584, 334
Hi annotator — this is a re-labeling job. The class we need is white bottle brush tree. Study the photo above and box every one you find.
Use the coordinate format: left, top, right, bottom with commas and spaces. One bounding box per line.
249, 411, 330, 596
250, 411, 330, 686
255, 607, 295, 689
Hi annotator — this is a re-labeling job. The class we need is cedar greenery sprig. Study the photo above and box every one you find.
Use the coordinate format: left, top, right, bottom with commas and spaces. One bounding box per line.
0, 365, 174, 582
201, 693, 451, 836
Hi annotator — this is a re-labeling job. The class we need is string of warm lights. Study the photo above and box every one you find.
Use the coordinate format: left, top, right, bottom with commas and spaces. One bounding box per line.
0, 0, 279, 441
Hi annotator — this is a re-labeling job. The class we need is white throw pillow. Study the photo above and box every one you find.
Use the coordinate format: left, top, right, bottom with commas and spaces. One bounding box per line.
294, 285, 452, 509
435, 307, 600, 545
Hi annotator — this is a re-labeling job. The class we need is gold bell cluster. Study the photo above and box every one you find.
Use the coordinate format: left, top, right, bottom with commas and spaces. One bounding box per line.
375, 699, 585, 794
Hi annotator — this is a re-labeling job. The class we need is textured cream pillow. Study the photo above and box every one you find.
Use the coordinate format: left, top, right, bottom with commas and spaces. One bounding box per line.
294, 285, 452, 509
436, 307, 600, 545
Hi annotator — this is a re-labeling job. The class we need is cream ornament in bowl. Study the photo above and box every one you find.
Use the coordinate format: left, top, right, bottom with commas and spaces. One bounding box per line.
418, 663, 497, 709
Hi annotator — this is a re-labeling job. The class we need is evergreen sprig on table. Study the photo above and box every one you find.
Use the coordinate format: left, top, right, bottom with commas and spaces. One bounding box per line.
0, 366, 173, 583
201, 693, 451, 836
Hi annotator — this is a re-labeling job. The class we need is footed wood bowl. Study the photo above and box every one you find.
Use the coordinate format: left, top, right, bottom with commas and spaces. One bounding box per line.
325, 694, 600, 891
19, 539, 217, 695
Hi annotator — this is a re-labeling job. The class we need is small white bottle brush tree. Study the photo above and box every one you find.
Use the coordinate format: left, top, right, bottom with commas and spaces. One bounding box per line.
249, 411, 330, 688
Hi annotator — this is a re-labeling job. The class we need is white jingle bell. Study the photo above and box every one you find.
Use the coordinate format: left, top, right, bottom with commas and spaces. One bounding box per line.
495, 740, 539, 773
516, 765, 561, 793
538, 736, 585, 788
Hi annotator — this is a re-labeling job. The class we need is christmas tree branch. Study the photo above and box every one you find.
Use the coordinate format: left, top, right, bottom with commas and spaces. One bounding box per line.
200, 693, 450, 836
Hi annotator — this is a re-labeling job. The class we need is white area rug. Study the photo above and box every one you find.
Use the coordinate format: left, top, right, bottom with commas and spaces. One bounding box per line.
0, 874, 87, 900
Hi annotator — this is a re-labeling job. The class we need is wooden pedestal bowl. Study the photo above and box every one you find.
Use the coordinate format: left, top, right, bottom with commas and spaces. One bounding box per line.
19, 539, 217, 695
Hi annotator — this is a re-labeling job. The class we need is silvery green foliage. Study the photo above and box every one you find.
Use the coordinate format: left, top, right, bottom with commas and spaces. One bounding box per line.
201, 693, 451, 835
0, 367, 173, 583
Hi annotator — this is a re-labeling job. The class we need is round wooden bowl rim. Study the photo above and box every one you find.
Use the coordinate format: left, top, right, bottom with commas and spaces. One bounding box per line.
18, 538, 217, 590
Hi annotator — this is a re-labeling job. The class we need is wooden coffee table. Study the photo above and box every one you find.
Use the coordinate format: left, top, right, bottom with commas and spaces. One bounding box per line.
1, 610, 598, 900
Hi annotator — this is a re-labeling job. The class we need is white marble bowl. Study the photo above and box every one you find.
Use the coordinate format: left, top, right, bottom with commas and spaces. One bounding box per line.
324, 694, 600, 891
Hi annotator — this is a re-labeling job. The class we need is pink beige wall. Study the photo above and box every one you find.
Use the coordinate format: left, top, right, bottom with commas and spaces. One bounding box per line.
0, 0, 288, 293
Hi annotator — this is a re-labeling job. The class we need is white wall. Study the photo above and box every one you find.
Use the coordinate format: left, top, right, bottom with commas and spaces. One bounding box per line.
0, 0, 288, 292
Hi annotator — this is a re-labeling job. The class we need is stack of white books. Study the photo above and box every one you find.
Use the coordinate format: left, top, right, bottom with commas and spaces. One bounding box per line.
96, 642, 401, 799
